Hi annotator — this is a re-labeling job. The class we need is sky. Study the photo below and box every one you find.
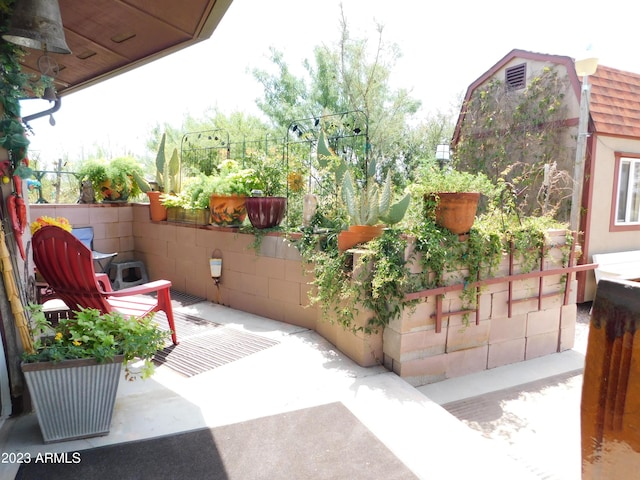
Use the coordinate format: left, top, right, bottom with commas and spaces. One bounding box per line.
21, 0, 640, 170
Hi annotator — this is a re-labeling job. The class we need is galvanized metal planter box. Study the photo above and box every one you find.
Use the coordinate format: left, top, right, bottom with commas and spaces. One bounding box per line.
21, 356, 123, 443
166, 207, 210, 226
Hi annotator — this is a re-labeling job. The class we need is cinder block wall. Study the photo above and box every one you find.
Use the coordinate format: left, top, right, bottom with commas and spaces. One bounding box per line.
31, 203, 135, 261
382, 230, 578, 386
31, 204, 579, 385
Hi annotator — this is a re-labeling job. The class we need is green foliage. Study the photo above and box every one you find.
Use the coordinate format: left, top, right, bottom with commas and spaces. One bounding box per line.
210, 160, 261, 196
78, 157, 145, 201
454, 66, 572, 220
161, 174, 215, 209
296, 203, 569, 333
244, 151, 286, 196
135, 132, 181, 194
0, 3, 40, 178
341, 168, 410, 226
23, 305, 169, 380
252, 10, 422, 181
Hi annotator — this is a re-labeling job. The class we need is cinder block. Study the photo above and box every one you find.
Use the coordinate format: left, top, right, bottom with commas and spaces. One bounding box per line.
510, 298, 539, 317
225, 251, 257, 275
315, 317, 338, 346
396, 354, 447, 383
383, 328, 447, 362
489, 314, 526, 343
446, 345, 489, 378
284, 302, 317, 330
560, 303, 577, 328
446, 320, 490, 353
527, 307, 561, 336
525, 331, 559, 359
254, 256, 286, 280
478, 293, 492, 320
491, 290, 509, 319
335, 325, 383, 367
541, 293, 563, 310
388, 298, 437, 333
269, 278, 303, 304
488, 338, 526, 368
560, 324, 576, 351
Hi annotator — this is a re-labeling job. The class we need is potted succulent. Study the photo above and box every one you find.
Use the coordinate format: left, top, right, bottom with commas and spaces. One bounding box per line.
21, 304, 168, 443
78, 156, 145, 203
338, 159, 410, 251
208, 159, 261, 227
133, 132, 181, 222
245, 153, 287, 229
413, 164, 497, 235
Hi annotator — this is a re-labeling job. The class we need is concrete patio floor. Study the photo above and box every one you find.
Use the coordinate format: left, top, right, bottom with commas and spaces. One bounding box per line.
0, 301, 589, 479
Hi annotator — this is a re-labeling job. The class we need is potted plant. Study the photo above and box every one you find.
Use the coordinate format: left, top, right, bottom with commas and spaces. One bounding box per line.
133, 132, 181, 222
208, 159, 261, 227
245, 153, 287, 229
338, 159, 410, 251
413, 164, 497, 235
21, 304, 168, 443
78, 156, 145, 203
161, 174, 213, 225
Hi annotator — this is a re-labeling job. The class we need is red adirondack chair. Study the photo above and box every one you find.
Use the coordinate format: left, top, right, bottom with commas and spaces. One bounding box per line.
32, 225, 178, 344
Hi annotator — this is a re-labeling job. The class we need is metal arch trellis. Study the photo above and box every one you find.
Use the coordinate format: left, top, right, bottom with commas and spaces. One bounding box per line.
228, 133, 286, 167
180, 129, 230, 178
285, 110, 370, 197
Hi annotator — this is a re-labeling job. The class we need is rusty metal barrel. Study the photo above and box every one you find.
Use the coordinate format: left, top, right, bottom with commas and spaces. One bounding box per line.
581, 279, 640, 478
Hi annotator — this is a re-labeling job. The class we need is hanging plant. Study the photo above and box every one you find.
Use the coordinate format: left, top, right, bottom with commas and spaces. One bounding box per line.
0, 1, 35, 178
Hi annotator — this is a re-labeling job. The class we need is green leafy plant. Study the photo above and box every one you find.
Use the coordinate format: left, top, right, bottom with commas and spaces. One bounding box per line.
210, 159, 261, 196
78, 157, 145, 202
246, 152, 286, 196
454, 67, 572, 219
23, 305, 169, 380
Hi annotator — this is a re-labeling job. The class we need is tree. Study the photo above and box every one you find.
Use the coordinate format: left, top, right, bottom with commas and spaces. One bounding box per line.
252, 6, 421, 183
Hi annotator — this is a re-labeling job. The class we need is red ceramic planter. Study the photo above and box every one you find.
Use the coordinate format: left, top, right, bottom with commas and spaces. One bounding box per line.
246, 197, 287, 229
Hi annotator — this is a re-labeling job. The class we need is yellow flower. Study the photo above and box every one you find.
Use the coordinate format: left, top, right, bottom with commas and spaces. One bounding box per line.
54, 332, 63, 341
30, 216, 73, 235
72, 340, 82, 346
287, 172, 304, 193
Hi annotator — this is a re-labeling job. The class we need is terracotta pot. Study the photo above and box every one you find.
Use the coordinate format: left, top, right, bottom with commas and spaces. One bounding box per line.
147, 191, 167, 222
209, 194, 247, 227
246, 197, 287, 229
428, 192, 481, 235
337, 224, 384, 251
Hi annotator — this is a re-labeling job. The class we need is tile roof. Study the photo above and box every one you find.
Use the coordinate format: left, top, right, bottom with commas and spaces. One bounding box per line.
589, 65, 640, 138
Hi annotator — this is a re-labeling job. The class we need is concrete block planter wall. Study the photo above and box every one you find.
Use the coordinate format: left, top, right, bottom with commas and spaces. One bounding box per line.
32, 204, 582, 386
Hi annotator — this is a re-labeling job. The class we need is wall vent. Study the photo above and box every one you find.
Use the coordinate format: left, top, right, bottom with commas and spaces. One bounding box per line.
506, 63, 526, 89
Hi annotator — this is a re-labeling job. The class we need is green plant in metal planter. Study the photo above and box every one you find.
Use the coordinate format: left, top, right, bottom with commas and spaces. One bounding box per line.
21, 305, 169, 443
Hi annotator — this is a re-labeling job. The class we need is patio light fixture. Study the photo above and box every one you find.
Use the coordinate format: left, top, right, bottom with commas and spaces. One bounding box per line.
569, 53, 598, 232
435, 144, 450, 170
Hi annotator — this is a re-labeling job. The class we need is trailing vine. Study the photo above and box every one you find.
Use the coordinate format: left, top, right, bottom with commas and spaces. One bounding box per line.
294, 207, 569, 334
455, 66, 573, 221
0, 1, 44, 178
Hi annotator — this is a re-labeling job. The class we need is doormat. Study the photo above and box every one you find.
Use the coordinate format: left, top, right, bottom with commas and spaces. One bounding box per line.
15, 402, 418, 480
152, 311, 279, 377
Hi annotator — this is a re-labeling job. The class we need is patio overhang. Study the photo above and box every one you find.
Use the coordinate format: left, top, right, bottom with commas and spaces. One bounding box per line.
11, 0, 234, 98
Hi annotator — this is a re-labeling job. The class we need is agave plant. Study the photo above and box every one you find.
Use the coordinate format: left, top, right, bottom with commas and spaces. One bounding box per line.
341, 161, 410, 226
134, 132, 181, 194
